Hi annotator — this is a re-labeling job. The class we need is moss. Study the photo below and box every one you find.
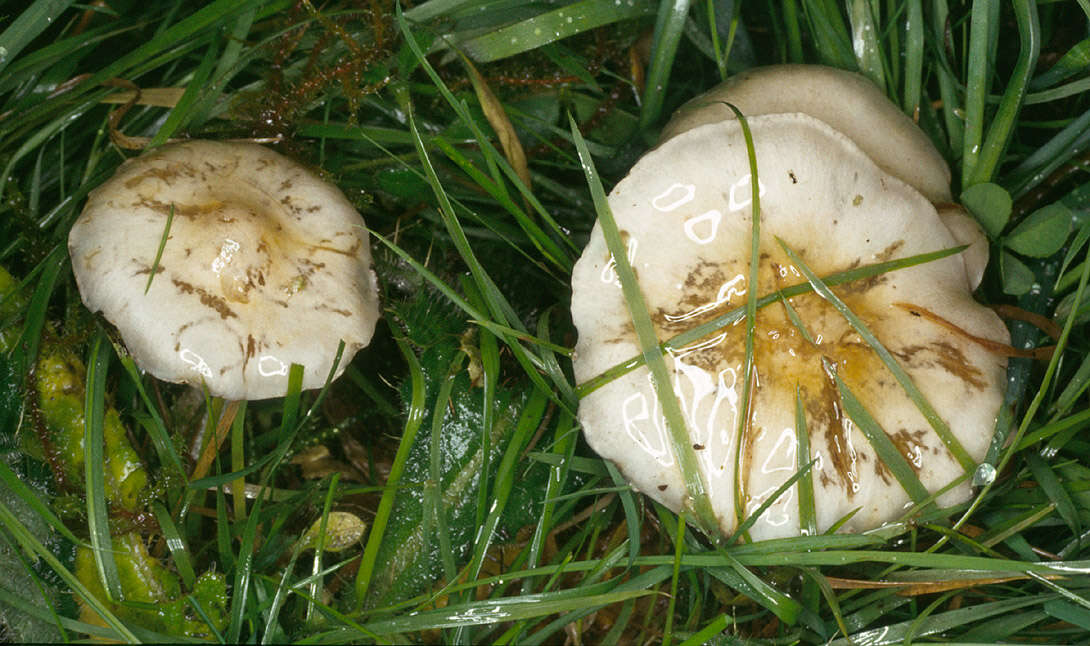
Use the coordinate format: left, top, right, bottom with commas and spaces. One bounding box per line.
33, 347, 149, 511
75, 533, 228, 639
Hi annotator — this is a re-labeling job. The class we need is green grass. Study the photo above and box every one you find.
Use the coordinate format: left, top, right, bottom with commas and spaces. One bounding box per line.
1, 0, 1089, 643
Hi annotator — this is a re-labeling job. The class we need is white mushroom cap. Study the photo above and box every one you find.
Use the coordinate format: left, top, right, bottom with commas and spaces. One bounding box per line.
571, 114, 1008, 540
660, 64, 953, 204
935, 203, 990, 291
69, 140, 380, 400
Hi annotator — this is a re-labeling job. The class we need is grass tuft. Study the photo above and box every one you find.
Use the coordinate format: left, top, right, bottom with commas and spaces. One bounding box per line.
0, 0, 1088, 643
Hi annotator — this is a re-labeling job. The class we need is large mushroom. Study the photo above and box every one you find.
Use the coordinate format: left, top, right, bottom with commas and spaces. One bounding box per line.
69, 140, 380, 401
570, 112, 1009, 540
660, 64, 989, 291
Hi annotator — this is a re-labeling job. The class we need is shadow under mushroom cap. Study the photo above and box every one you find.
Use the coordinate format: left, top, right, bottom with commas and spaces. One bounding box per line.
571, 114, 1009, 540
69, 140, 380, 401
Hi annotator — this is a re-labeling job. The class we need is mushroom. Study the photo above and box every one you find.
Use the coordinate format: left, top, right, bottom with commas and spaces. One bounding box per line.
659, 64, 989, 290
68, 140, 380, 401
570, 113, 1009, 540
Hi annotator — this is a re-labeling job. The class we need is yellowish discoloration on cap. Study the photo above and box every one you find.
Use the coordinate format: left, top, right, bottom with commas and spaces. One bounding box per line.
571, 114, 1008, 540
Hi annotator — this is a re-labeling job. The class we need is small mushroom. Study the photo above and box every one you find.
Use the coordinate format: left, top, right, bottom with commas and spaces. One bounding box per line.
69, 140, 380, 401
571, 114, 1009, 540
659, 64, 989, 290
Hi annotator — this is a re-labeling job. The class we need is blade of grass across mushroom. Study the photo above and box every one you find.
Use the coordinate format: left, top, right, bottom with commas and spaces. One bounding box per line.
396, 7, 578, 268
730, 457, 818, 545
827, 358, 932, 507
722, 102, 763, 538
776, 237, 976, 474
144, 203, 173, 294
568, 112, 718, 537
795, 387, 818, 538
575, 245, 967, 398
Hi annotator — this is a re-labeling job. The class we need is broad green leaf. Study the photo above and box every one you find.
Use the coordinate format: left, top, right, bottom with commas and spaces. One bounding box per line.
1001, 250, 1035, 295
1005, 203, 1073, 258
960, 182, 1012, 238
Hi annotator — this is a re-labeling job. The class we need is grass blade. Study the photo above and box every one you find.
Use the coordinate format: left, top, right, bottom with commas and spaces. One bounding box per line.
576, 246, 966, 397
84, 331, 122, 601
152, 502, 194, 589
776, 237, 975, 473
354, 332, 427, 605
456, 0, 655, 63
795, 387, 818, 537
568, 112, 718, 537
639, 0, 693, 131
831, 364, 931, 505
0, 502, 137, 642
0, 0, 75, 77
965, 0, 1039, 187
1024, 453, 1082, 540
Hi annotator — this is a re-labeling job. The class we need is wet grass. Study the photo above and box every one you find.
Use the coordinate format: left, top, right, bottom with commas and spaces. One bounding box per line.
1, 0, 1089, 643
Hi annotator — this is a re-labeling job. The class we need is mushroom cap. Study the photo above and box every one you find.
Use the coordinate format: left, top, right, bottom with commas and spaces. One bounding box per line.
69, 140, 380, 400
659, 64, 953, 204
936, 203, 990, 291
571, 114, 1008, 540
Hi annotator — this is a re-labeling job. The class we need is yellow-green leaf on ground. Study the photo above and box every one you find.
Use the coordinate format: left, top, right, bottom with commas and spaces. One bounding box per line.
463, 57, 532, 191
